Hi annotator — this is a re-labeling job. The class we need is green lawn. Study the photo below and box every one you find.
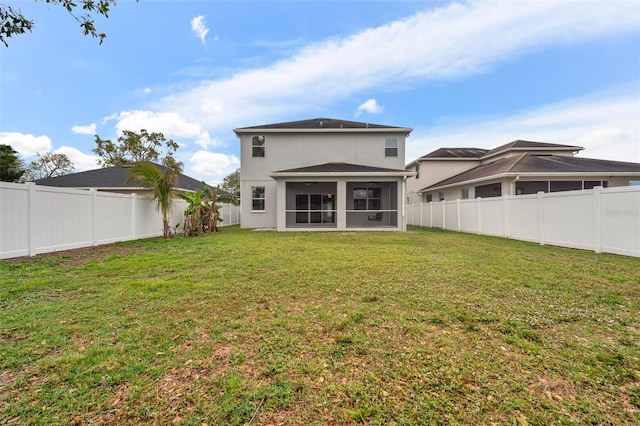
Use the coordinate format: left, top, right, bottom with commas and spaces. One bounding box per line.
1, 226, 639, 425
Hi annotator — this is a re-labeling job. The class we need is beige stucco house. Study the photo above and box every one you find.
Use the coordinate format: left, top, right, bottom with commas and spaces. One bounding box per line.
406, 140, 640, 203
234, 118, 414, 231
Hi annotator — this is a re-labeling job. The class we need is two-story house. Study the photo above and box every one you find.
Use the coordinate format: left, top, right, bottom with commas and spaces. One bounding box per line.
234, 118, 414, 231
406, 140, 640, 203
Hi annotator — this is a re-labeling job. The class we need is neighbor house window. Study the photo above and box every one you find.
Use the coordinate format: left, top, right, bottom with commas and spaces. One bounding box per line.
438, 192, 445, 201
415, 163, 420, 178
426, 194, 432, 203
385, 138, 398, 157
251, 186, 265, 211
584, 180, 609, 189
252, 135, 265, 157
461, 188, 469, 199
475, 183, 502, 198
550, 181, 581, 192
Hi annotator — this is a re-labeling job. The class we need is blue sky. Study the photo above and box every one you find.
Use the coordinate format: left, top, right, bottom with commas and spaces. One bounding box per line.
1, 0, 639, 184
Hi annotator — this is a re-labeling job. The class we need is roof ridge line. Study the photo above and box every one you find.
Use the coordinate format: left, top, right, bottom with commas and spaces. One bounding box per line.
504, 153, 528, 173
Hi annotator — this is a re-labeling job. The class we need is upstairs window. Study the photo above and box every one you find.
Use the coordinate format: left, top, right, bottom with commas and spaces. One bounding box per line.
385, 138, 398, 157
252, 135, 265, 157
415, 163, 420, 178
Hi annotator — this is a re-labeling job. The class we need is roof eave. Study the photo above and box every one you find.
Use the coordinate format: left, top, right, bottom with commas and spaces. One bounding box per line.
269, 171, 416, 179
419, 171, 639, 193
235, 127, 413, 135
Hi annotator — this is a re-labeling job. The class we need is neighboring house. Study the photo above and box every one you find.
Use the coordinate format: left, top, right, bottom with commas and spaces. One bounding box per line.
406, 140, 640, 203
234, 117, 414, 231
34, 164, 233, 197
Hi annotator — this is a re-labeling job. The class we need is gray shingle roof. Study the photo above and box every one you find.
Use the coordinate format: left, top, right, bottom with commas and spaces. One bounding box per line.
420, 148, 488, 159
272, 162, 408, 174
483, 140, 583, 158
34, 164, 232, 195
422, 154, 640, 191
235, 117, 408, 131
417, 141, 583, 162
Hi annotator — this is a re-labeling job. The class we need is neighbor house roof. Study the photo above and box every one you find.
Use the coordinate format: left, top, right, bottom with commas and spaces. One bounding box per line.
420, 154, 640, 192
482, 140, 583, 160
408, 141, 584, 167
34, 164, 232, 195
420, 148, 488, 160
234, 117, 412, 134
269, 162, 415, 178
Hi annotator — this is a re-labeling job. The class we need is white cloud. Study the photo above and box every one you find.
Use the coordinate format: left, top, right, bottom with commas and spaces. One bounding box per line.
191, 16, 209, 44
406, 87, 640, 164
0, 132, 51, 157
195, 131, 218, 150
152, 0, 638, 132
53, 146, 100, 171
71, 123, 97, 135
107, 110, 218, 148
356, 98, 383, 116
189, 151, 240, 182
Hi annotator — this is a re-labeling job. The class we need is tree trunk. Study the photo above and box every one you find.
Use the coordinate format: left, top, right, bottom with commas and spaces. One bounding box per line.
162, 216, 171, 238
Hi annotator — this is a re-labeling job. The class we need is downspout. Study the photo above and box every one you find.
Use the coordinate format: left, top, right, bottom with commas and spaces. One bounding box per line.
402, 176, 407, 231
511, 175, 520, 196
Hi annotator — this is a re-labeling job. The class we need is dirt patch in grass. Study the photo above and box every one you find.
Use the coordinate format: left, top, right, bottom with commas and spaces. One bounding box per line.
156, 365, 212, 403
4, 244, 148, 266
0, 370, 20, 396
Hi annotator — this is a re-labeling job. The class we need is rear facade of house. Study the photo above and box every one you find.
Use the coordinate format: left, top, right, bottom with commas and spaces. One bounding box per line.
235, 118, 413, 231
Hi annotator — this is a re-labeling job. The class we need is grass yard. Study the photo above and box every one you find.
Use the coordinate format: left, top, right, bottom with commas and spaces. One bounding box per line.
1, 226, 639, 425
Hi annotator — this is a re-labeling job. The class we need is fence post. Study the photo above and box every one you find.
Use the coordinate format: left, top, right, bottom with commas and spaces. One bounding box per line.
430, 201, 433, 228
442, 201, 446, 230
91, 189, 98, 246
593, 186, 602, 253
503, 195, 509, 238
477, 197, 482, 235
27, 183, 37, 257
537, 191, 545, 246
131, 193, 137, 239
456, 199, 461, 232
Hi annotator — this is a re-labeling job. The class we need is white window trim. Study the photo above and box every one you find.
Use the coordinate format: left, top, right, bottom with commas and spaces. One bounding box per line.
251, 186, 266, 212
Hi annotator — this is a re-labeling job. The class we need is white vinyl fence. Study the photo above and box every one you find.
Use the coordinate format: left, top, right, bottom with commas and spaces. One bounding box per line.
407, 186, 640, 258
0, 182, 241, 259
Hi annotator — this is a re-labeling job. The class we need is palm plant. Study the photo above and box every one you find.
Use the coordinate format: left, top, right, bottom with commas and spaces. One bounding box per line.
179, 183, 239, 236
127, 160, 181, 238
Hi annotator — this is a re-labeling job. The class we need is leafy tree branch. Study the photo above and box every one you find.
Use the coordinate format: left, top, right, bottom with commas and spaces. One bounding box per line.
1, 0, 137, 47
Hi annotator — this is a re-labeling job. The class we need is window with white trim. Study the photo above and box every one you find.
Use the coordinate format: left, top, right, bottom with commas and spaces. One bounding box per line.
251, 186, 265, 211
252, 135, 265, 157
385, 138, 398, 157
